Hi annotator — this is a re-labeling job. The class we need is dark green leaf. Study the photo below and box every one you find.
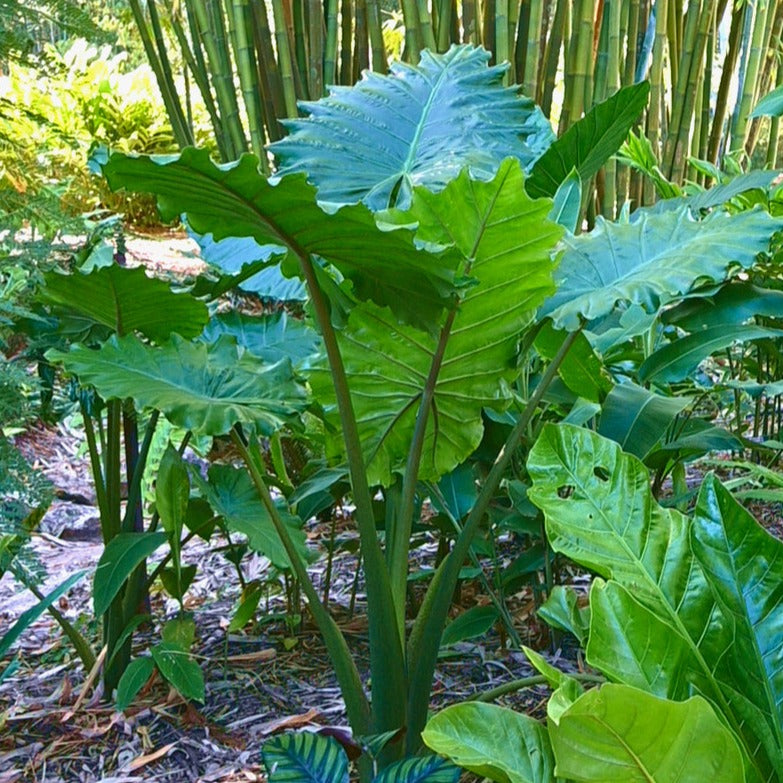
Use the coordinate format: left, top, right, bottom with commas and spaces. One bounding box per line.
160, 565, 197, 599
48, 334, 307, 437
441, 605, 499, 647
151, 642, 204, 702
116, 657, 155, 711
262, 732, 349, 783
228, 581, 264, 631
537, 586, 590, 647
433, 464, 477, 521
598, 382, 690, 459
527, 82, 650, 198
101, 149, 460, 327
272, 46, 553, 210
94, 533, 168, 617
193, 464, 310, 569
639, 325, 783, 383
41, 265, 208, 341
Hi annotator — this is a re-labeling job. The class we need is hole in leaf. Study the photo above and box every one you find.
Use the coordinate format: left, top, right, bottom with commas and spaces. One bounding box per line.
593, 466, 610, 482
557, 485, 575, 499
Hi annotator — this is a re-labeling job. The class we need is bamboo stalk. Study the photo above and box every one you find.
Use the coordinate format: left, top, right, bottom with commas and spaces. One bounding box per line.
339, 0, 352, 83
732, 0, 769, 153
747, 1, 783, 154
522, 0, 544, 97
129, 0, 193, 148
707, 0, 745, 163
353, 0, 370, 80
644, 0, 668, 202
307, 0, 325, 96
563, 0, 595, 130
623, 0, 640, 85
365, 0, 387, 68
270, 0, 300, 114
250, 0, 287, 141
189, 0, 246, 156
229, 0, 268, 165
462, 0, 478, 44
541, 0, 568, 118
324, 0, 339, 83
495, 0, 510, 80
602, 0, 622, 216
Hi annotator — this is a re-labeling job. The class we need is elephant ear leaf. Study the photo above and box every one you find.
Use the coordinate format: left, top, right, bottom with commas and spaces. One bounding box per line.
271, 44, 554, 210
551, 684, 745, 782
541, 206, 783, 330
100, 148, 460, 328
310, 159, 561, 485
41, 265, 208, 341
47, 334, 307, 436
692, 475, 783, 767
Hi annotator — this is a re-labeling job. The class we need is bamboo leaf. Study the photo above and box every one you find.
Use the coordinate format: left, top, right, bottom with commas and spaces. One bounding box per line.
271, 45, 554, 210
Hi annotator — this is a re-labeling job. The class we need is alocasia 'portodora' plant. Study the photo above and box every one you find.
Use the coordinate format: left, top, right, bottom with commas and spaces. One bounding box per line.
48, 44, 783, 777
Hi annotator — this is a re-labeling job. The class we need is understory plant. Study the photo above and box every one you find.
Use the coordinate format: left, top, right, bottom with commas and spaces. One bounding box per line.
423, 423, 783, 782
49, 46, 783, 777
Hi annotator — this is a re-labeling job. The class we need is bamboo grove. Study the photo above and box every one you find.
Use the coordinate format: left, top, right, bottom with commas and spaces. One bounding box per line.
132, 0, 783, 217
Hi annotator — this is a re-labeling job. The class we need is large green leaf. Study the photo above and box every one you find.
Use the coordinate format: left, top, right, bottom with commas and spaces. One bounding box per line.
550, 684, 745, 782
201, 312, 321, 367
597, 382, 690, 459
262, 732, 349, 783
192, 464, 310, 569
271, 45, 554, 211
191, 231, 307, 302
663, 281, 783, 331
40, 265, 209, 341
527, 424, 777, 780
422, 702, 556, 783
94, 532, 168, 617
47, 334, 306, 437
310, 160, 561, 485
100, 148, 460, 326
541, 207, 782, 330
526, 82, 650, 199
691, 475, 783, 762
639, 324, 783, 383
115, 657, 155, 711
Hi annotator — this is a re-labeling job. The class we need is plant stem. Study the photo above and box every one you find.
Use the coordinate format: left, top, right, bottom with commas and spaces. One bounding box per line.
405, 325, 584, 753
472, 671, 606, 702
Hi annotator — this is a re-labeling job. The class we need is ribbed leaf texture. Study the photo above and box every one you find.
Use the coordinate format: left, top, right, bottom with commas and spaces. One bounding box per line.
47, 334, 307, 437
262, 732, 349, 783
527, 423, 781, 781
271, 45, 554, 211
100, 148, 460, 327
41, 265, 208, 341
541, 206, 783, 330
551, 685, 745, 782
422, 701, 555, 783
201, 312, 321, 367
309, 160, 561, 485
373, 756, 460, 783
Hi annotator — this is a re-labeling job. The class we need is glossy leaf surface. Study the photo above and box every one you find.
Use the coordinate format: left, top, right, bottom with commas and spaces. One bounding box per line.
541, 207, 781, 330
422, 701, 555, 783
272, 46, 553, 210
48, 334, 307, 437
101, 148, 460, 326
